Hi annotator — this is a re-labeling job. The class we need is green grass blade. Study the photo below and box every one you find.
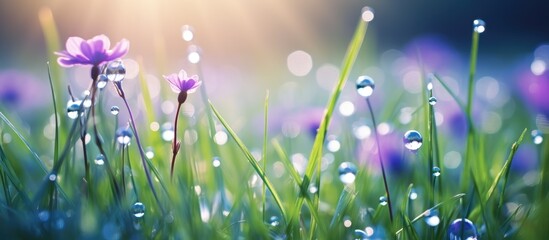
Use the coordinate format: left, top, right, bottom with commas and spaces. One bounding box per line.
0, 112, 47, 173
395, 193, 465, 235
485, 128, 527, 202
209, 100, 288, 223
262, 91, 269, 222
328, 185, 356, 228
46, 62, 59, 164
39, 7, 67, 149
291, 17, 369, 233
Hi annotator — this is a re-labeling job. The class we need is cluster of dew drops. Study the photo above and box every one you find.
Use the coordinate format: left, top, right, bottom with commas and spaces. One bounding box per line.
345, 12, 489, 240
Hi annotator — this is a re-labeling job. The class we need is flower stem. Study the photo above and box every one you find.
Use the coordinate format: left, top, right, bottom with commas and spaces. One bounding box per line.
170, 103, 183, 179
116, 83, 165, 214
366, 98, 393, 223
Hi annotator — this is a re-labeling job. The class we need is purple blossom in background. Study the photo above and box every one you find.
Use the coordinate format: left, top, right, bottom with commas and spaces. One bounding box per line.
0, 70, 48, 110
518, 70, 549, 116
403, 36, 463, 74
357, 132, 409, 175
55, 34, 129, 67
163, 70, 201, 94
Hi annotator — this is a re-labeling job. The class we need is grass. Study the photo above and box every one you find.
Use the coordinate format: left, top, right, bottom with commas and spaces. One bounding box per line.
0, 6, 546, 240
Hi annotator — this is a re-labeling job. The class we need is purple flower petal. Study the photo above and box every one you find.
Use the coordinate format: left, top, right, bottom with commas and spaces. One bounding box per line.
56, 35, 129, 68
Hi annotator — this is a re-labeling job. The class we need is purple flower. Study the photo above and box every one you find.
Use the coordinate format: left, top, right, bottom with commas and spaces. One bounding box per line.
55, 34, 129, 67
163, 69, 201, 103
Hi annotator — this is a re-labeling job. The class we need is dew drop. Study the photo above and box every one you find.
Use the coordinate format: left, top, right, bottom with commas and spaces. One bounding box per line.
132, 202, 145, 218
424, 209, 440, 227
38, 210, 50, 222
212, 157, 221, 168
106, 60, 126, 82
429, 96, 437, 106
409, 188, 418, 200
532, 129, 543, 145
97, 74, 108, 89
268, 216, 280, 227
66, 99, 83, 119
115, 128, 133, 146
82, 91, 92, 108
356, 75, 375, 97
48, 174, 57, 182
379, 196, 388, 206
181, 25, 194, 42
448, 218, 478, 239
110, 106, 120, 116
361, 6, 375, 22
338, 162, 357, 185
473, 19, 486, 33
403, 130, 423, 151
427, 82, 433, 91
354, 229, 368, 239
95, 154, 105, 165
432, 166, 441, 177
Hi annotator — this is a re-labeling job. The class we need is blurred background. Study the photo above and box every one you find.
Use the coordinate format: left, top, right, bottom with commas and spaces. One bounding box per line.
0, 0, 548, 139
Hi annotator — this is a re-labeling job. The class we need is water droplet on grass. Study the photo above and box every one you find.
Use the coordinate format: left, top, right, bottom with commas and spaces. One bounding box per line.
473, 19, 486, 33
409, 188, 418, 200
448, 218, 478, 239
379, 196, 387, 206
403, 130, 423, 151
116, 128, 133, 146
48, 174, 57, 181
106, 60, 126, 82
432, 166, 441, 177
361, 6, 375, 22
429, 96, 437, 105
356, 75, 375, 97
132, 202, 145, 218
95, 154, 105, 165
66, 99, 83, 119
97, 74, 108, 89
110, 106, 119, 115
338, 162, 357, 184
354, 229, 368, 239
268, 216, 280, 227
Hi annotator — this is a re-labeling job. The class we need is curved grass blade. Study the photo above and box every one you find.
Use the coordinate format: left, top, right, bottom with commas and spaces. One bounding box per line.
0, 112, 47, 173
395, 193, 465, 235
209, 100, 288, 223
291, 17, 369, 234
